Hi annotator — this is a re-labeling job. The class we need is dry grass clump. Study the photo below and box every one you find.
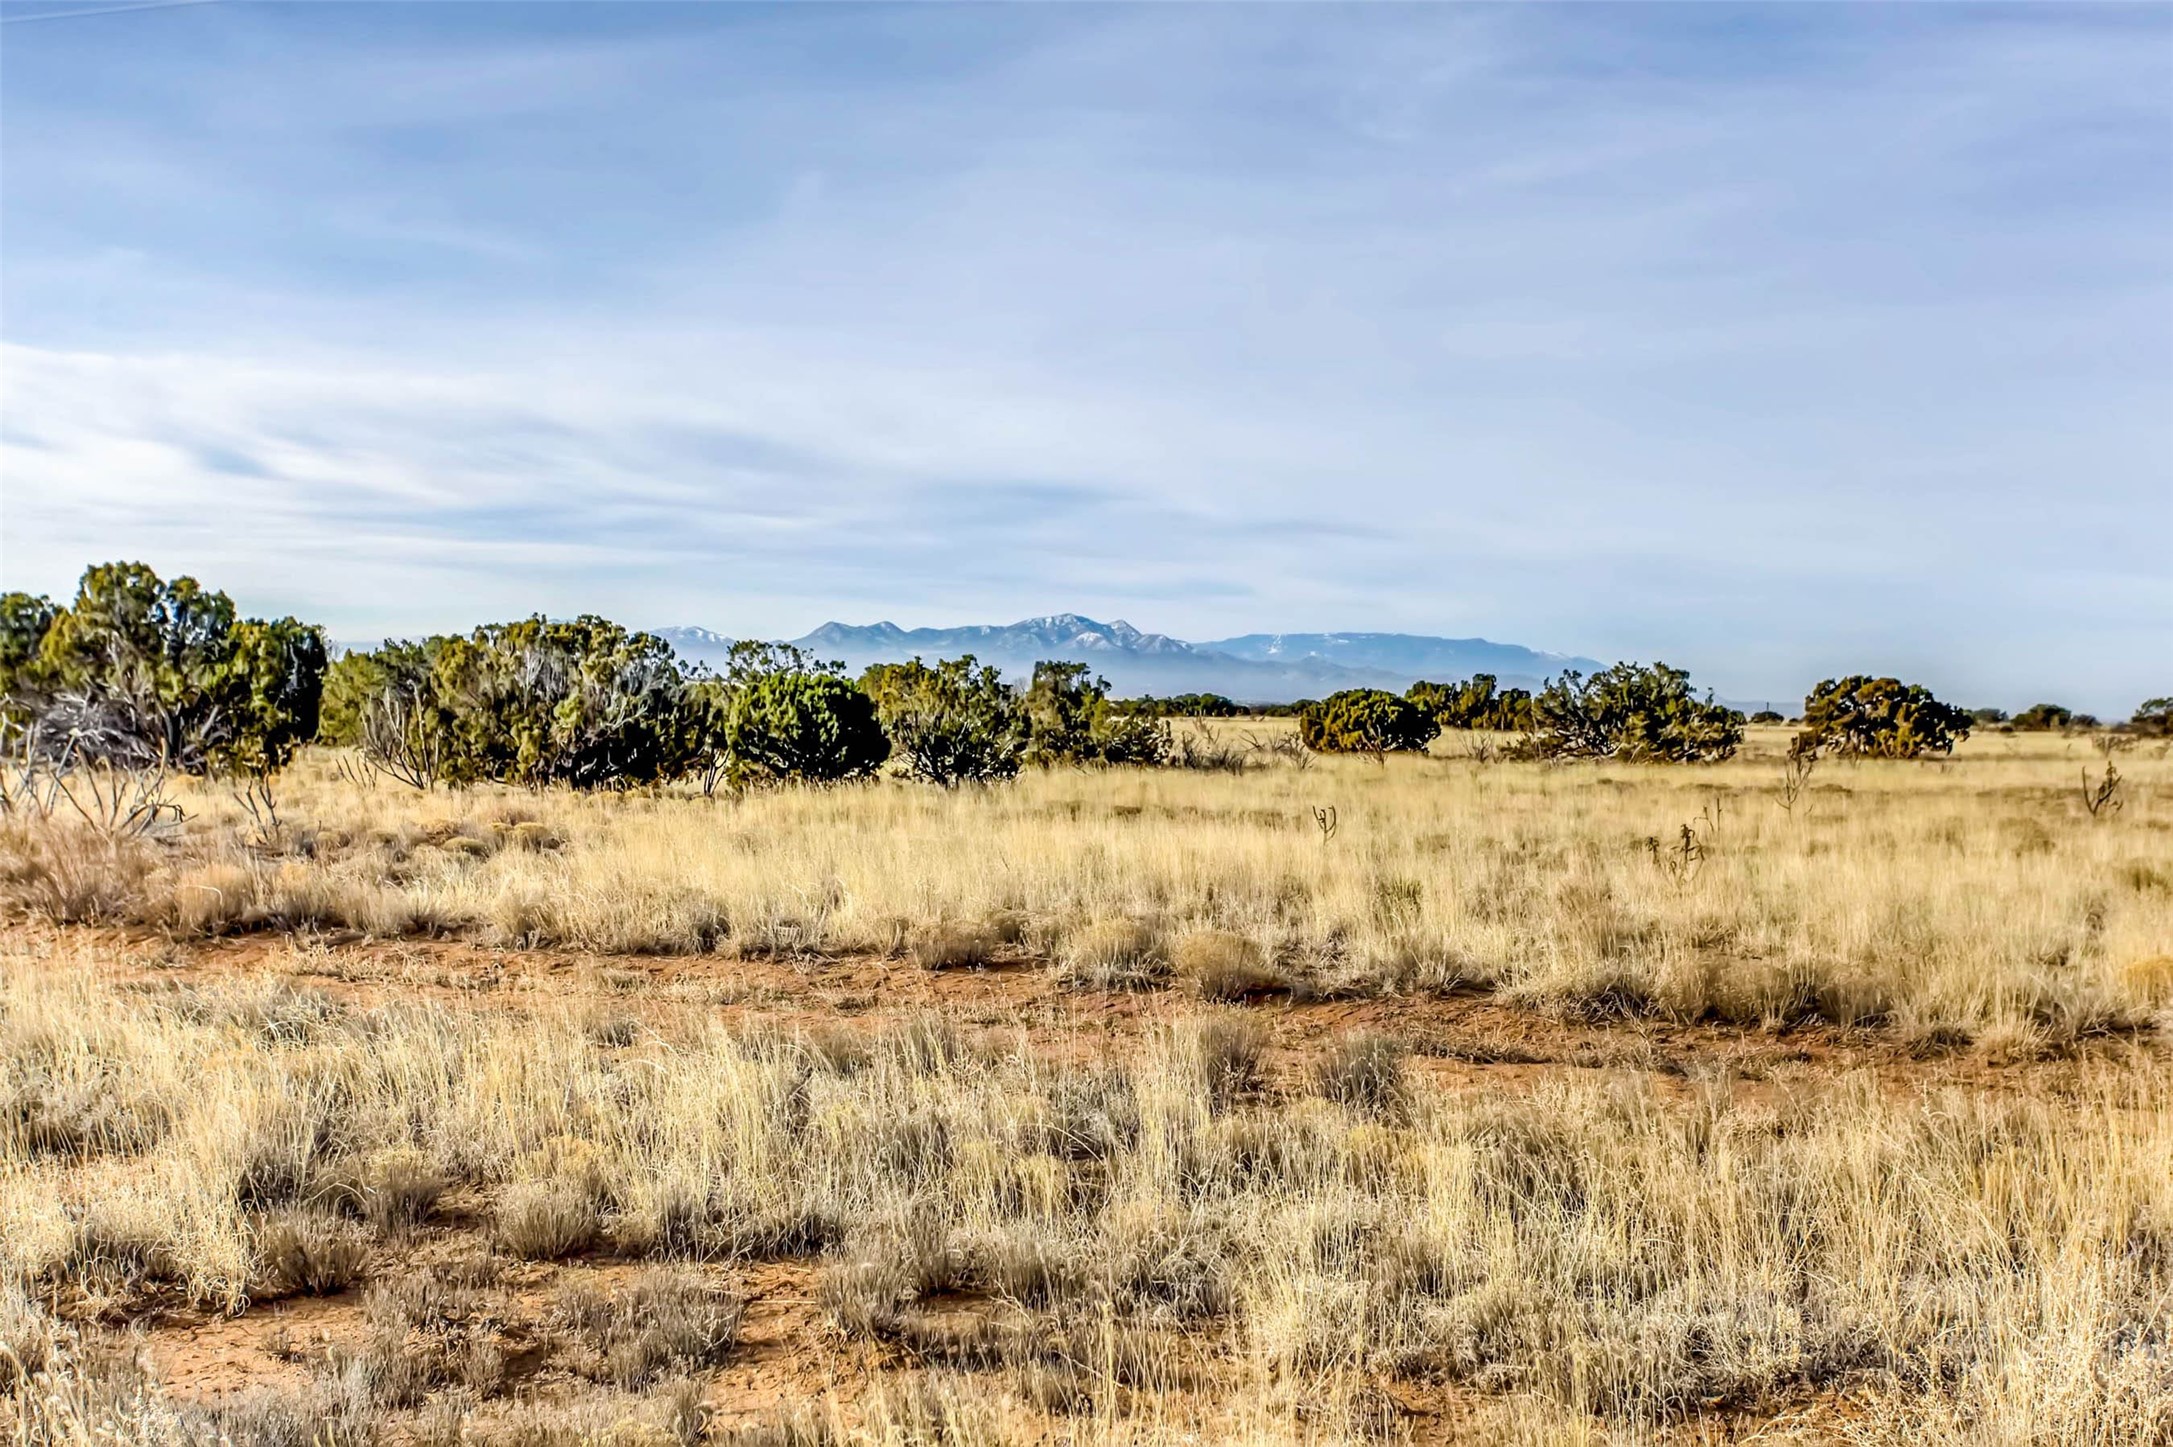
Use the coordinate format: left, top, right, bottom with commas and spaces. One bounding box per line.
1310, 1033, 1408, 1116
0, 1277, 53, 1389
250, 1209, 370, 1299
328, 1145, 449, 1234
1059, 917, 1164, 990
909, 919, 1001, 971
495, 1176, 605, 1261
554, 1268, 744, 1388
1170, 928, 1290, 1001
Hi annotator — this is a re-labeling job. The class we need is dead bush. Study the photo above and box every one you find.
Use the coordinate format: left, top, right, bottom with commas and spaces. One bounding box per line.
0, 823, 150, 924
494, 1178, 603, 1260
554, 1269, 744, 1388
908, 920, 998, 971
1313, 1032, 1409, 1116
1171, 929, 1290, 1000
1059, 918, 1165, 990
0, 1280, 54, 1390
331, 1146, 449, 1234
1167, 1013, 1266, 1112
252, 1210, 370, 1300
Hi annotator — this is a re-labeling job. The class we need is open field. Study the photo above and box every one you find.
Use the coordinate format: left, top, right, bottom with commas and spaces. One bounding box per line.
4, 728, 2170, 1443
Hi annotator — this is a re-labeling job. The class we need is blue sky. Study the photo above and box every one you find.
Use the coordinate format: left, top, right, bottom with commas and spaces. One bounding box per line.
2, 2, 2167, 711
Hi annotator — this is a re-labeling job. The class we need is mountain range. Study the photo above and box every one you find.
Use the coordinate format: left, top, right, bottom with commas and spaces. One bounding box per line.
657, 615, 1600, 703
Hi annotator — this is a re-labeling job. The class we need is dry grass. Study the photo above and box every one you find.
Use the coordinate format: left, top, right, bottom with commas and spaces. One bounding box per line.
3, 928, 2169, 1442
1060, 916, 1165, 990
4, 729, 2165, 1037
1, 726, 2169, 1442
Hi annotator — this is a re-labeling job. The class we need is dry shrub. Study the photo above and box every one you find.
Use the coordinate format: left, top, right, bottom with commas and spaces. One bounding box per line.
8, 728, 2165, 1037
1171, 928, 1289, 1000
908, 920, 998, 971
0, 824, 149, 923
1313, 1032, 1409, 1116
819, 1256, 909, 1342
185, 1368, 376, 1447
350, 1263, 512, 1407
0, 1279, 53, 1389
1059, 917, 1165, 990
334, 1145, 449, 1234
555, 1269, 743, 1388
252, 1210, 370, 1300
2123, 955, 2173, 1004
494, 1178, 603, 1260
969, 1224, 1081, 1306
1162, 1012, 1265, 1113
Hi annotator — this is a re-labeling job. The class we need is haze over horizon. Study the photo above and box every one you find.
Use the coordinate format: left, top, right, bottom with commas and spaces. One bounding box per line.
2, 2, 2168, 714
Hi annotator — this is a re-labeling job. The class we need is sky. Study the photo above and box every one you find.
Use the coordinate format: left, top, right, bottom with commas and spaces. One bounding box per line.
1, 2, 2168, 713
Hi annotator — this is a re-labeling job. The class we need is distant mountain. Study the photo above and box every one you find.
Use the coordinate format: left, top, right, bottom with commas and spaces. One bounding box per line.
1199, 633, 1600, 689
656, 614, 1596, 704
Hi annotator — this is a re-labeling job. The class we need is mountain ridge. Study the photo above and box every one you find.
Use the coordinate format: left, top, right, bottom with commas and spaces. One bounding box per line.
656, 614, 1600, 703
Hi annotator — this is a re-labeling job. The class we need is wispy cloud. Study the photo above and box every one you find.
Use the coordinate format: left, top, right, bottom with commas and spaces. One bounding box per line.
2, 4, 2167, 710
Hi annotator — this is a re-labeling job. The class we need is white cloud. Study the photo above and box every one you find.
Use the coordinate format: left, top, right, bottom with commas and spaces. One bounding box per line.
1, 4, 2167, 711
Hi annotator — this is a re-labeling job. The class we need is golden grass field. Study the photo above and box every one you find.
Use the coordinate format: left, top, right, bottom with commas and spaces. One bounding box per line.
3, 726, 2169, 1444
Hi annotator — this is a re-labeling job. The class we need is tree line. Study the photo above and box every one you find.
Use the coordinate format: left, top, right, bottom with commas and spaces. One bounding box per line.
3, 565, 2166, 799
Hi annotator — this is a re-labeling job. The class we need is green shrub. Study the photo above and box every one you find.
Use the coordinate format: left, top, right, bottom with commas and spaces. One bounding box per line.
337, 639, 463, 788
335, 618, 701, 790
719, 670, 887, 782
1406, 674, 1532, 731
698, 642, 888, 785
1023, 662, 1168, 766
860, 656, 1027, 785
2011, 703, 2075, 732
1, 562, 325, 781
2133, 697, 2172, 737
1795, 676, 1972, 759
1125, 693, 1242, 718
315, 651, 377, 749
1529, 662, 1742, 763
0, 592, 58, 696
1297, 689, 1437, 755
